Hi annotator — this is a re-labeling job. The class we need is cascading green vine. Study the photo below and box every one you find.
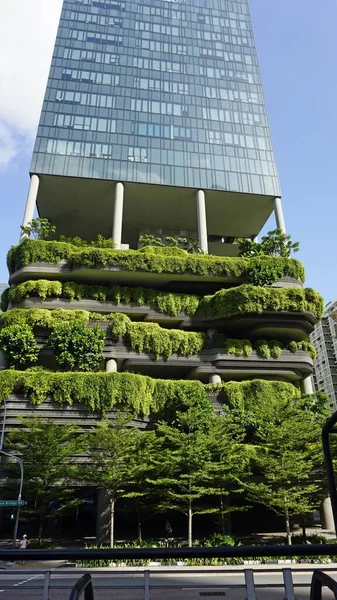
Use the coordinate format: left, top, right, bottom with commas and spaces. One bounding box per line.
0, 370, 211, 417
7, 239, 305, 284
0, 371, 299, 419
5, 279, 200, 317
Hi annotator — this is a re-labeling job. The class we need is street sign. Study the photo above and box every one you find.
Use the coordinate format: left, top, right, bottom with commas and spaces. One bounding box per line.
0, 500, 27, 507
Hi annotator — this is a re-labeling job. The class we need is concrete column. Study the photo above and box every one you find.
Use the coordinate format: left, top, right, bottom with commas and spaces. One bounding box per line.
209, 374, 221, 385
206, 328, 217, 341
302, 375, 314, 395
106, 359, 117, 373
112, 182, 124, 249
20, 175, 39, 241
274, 197, 286, 234
96, 488, 110, 545
196, 190, 208, 253
320, 497, 335, 531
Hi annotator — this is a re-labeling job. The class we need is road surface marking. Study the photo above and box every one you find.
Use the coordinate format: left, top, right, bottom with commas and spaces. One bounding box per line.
14, 574, 43, 586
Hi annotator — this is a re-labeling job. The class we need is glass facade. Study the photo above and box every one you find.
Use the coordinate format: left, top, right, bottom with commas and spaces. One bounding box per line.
31, 0, 280, 196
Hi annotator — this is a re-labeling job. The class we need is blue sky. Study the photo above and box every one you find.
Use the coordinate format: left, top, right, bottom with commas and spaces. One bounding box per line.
0, 0, 336, 303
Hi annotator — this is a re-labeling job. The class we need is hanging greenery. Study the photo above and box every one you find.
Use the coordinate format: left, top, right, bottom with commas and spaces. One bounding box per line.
0, 371, 300, 419
5, 279, 200, 317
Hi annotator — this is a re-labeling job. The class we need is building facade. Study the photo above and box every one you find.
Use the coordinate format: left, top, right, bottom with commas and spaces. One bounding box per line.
23, 0, 285, 252
311, 301, 337, 411
1, 0, 329, 538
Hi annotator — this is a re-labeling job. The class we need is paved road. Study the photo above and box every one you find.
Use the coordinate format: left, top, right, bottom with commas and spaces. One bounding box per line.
0, 567, 336, 599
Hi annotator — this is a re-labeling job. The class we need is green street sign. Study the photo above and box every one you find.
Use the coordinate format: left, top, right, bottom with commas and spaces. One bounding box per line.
0, 500, 27, 507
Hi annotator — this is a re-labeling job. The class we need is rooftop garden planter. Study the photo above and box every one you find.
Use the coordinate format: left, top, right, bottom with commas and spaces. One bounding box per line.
0, 308, 316, 367
199, 285, 324, 321
7, 239, 305, 285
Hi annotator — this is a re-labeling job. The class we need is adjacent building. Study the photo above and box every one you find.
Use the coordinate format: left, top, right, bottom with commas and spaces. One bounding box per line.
311, 300, 337, 412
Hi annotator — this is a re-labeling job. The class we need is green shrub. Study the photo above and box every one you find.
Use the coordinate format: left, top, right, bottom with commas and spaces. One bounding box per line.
224, 338, 253, 357
0, 324, 40, 369
247, 257, 285, 286
138, 245, 188, 256
58, 234, 115, 249
7, 239, 305, 284
1, 287, 9, 312
254, 340, 271, 359
48, 321, 106, 371
269, 340, 283, 359
203, 533, 237, 547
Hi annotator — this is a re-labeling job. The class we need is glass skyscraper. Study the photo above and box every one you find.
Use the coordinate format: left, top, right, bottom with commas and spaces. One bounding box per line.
23, 0, 285, 252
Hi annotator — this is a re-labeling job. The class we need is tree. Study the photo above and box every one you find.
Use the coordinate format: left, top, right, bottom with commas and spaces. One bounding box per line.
84, 414, 149, 547
151, 407, 220, 546
0, 324, 40, 369
206, 413, 252, 534
20, 218, 56, 240
246, 399, 326, 544
122, 430, 157, 544
6, 417, 80, 539
48, 320, 106, 371
238, 228, 300, 258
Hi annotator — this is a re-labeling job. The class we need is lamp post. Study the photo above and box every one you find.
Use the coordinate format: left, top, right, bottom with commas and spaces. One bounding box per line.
0, 450, 24, 548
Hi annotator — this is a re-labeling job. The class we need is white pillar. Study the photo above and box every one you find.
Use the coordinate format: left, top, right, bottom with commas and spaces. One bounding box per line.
106, 359, 118, 373
209, 374, 221, 384
112, 182, 124, 249
321, 497, 335, 531
20, 175, 39, 241
196, 190, 208, 253
274, 197, 286, 234
302, 375, 314, 395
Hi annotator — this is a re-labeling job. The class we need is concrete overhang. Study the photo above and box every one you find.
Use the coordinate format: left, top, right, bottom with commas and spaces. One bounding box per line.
35, 174, 276, 246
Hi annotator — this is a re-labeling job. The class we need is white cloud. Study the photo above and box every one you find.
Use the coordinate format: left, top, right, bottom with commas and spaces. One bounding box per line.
0, 0, 63, 167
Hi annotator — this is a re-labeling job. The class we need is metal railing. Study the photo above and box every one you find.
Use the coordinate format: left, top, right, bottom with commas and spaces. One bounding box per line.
1, 543, 337, 561
310, 570, 337, 600
1, 546, 337, 600
69, 573, 94, 600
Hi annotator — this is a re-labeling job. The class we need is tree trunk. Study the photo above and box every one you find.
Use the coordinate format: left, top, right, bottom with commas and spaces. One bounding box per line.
302, 515, 307, 544
220, 494, 225, 535
284, 507, 292, 545
188, 500, 193, 547
110, 499, 115, 548
137, 511, 142, 545
38, 517, 43, 541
